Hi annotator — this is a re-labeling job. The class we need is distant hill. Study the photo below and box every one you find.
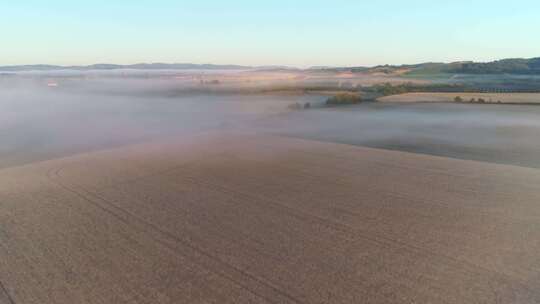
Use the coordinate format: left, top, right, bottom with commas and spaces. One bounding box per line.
446, 58, 540, 74
321, 58, 540, 75
0, 63, 253, 72
3, 57, 540, 74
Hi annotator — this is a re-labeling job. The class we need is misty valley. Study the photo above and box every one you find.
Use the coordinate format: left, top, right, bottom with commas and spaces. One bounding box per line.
2, 76, 540, 169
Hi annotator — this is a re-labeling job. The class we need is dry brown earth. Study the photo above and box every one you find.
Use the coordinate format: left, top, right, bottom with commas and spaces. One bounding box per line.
1, 133, 539, 303
378, 92, 540, 104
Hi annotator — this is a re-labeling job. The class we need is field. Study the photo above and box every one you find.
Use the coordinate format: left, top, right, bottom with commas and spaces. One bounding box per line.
378, 92, 540, 104
1, 133, 539, 303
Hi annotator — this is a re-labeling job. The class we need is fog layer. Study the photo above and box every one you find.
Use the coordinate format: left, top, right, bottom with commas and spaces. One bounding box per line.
2, 77, 540, 169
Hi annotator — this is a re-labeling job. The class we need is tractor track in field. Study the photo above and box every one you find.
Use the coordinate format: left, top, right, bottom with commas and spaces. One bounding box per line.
45, 166, 303, 304
48, 153, 539, 302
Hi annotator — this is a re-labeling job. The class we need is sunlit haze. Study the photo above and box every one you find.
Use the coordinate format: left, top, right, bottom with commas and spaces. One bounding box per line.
2, 2, 540, 304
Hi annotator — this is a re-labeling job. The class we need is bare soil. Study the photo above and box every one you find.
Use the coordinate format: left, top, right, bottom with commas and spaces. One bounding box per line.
378, 92, 540, 104
1, 133, 539, 303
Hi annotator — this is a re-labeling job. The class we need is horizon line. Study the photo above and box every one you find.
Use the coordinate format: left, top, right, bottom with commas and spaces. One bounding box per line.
1, 56, 539, 71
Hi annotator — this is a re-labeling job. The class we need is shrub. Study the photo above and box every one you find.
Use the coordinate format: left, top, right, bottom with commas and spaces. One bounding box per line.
454, 96, 463, 102
288, 102, 302, 110
326, 93, 362, 106
373, 83, 411, 96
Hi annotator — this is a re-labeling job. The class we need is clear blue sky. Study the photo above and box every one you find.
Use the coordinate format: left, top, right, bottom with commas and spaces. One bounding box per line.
1, 0, 539, 67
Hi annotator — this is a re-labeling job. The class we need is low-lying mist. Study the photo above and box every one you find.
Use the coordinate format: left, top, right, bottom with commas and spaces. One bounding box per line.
2, 76, 540, 169
262, 103, 540, 168
0, 77, 323, 168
